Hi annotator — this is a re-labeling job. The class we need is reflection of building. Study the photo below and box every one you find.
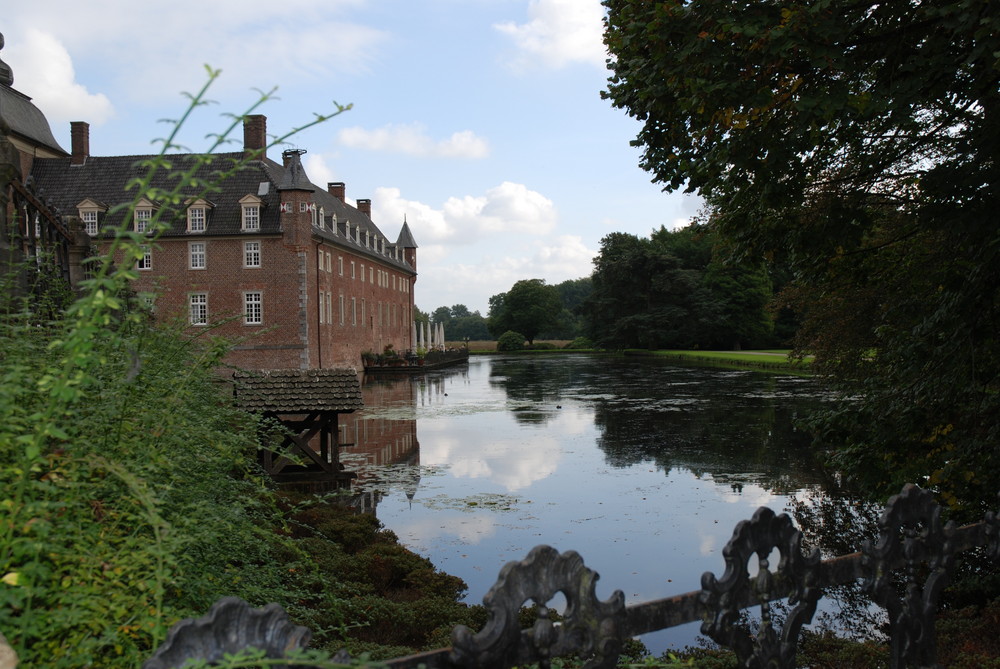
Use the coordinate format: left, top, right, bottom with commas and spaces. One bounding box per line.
339, 373, 423, 512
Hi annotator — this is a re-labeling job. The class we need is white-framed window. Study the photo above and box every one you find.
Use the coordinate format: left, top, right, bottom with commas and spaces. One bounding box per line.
318, 207, 325, 230
137, 246, 152, 270
325, 252, 332, 273
300, 202, 309, 213
392, 275, 396, 290
361, 298, 366, 324
361, 264, 365, 282
240, 194, 262, 231
134, 208, 151, 233
242, 206, 259, 231
77, 199, 106, 237
188, 207, 206, 232
189, 293, 207, 325
369, 267, 373, 283
82, 210, 98, 236
326, 293, 332, 326
351, 297, 357, 326
189, 241, 206, 269
351, 261, 356, 279
318, 248, 325, 271
319, 290, 326, 324
339, 294, 345, 325
244, 292, 263, 325
338, 256, 343, 276
331, 213, 338, 235
244, 241, 261, 268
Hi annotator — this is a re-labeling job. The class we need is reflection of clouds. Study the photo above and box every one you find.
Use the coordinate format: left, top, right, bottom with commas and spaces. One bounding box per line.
699, 533, 716, 556
420, 427, 563, 492
397, 512, 499, 548
555, 409, 591, 436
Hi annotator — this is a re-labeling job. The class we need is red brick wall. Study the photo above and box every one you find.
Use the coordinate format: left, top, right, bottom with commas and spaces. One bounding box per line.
120, 204, 416, 371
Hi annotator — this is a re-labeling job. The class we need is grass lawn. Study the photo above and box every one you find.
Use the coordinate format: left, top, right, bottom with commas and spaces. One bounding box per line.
639, 349, 813, 372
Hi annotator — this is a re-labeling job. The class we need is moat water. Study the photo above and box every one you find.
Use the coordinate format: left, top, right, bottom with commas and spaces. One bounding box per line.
339, 354, 842, 653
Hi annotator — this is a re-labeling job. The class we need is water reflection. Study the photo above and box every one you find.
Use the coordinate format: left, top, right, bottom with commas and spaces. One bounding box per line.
338, 355, 842, 653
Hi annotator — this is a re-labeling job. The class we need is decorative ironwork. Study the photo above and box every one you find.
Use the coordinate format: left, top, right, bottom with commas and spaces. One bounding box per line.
148, 484, 1000, 669
861, 483, 956, 669
450, 545, 626, 669
143, 597, 311, 669
700, 506, 822, 667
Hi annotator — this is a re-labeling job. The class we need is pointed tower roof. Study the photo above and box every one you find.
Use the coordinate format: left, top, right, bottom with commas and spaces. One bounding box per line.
396, 218, 418, 248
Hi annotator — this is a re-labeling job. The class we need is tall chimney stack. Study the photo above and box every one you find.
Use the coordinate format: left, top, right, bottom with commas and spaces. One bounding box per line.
243, 115, 266, 160
328, 182, 346, 203
357, 198, 372, 217
70, 121, 89, 165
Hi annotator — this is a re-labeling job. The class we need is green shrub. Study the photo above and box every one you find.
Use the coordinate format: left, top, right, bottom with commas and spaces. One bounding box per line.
497, 330, 526, 351
565, 336, 595, 349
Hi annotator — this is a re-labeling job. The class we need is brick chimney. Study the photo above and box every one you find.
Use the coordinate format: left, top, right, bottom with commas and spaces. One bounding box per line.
328, 182, 346, 203
243, 115, 266, 160
70, 121, 89, 165
357, 198, 371, 218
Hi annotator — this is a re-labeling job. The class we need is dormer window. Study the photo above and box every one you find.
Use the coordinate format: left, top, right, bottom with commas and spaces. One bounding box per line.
76, 198, 107, 237
331, 213, 338, 235
186, 198, 213, 233
239, 194, 263, 232
134, 198, 156, 234
318, 207, 325, 230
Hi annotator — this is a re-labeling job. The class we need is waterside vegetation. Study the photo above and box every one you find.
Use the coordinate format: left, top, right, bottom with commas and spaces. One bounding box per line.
0, 75, 484, 668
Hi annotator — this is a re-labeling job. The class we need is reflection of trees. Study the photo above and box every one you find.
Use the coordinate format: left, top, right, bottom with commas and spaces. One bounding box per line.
591, 370, 830, 493
488, 357, 583, 425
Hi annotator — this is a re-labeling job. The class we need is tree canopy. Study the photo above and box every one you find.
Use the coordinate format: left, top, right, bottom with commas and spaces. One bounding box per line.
585, 225, 773, 350
603, 0, 1000, 508
488, 279, 562, 344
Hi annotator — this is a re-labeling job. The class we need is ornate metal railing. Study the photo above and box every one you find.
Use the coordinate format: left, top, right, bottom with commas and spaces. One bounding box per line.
146, 484, 1000, 668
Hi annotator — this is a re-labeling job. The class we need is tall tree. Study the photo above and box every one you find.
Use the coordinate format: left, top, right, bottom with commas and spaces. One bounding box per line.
603, 0, 1000, 507
487, 279, 562, 344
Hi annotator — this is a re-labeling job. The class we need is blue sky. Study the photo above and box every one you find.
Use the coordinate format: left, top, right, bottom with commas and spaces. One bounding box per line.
5, 0, 699, 315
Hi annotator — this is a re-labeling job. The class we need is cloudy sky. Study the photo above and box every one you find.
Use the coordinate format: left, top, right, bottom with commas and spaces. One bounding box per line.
4, 0, 699, 315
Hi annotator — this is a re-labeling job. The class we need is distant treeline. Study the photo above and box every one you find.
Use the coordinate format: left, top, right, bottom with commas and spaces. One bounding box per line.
419, 223, 792, 350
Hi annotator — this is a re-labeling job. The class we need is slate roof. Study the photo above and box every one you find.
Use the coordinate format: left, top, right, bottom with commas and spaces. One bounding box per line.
29, 150, 418, 273
0, 83, 68, 156
234, 368, 363, 413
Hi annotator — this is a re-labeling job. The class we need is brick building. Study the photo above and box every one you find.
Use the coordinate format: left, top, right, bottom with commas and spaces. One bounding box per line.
27, 115, 418, 370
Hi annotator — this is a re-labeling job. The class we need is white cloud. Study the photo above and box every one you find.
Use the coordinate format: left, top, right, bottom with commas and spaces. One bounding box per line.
495, 0, 607, 70
5, 1, 383, 104
372, 181, 556, 244
338, 123, 489, 159
5, 29, 114, 126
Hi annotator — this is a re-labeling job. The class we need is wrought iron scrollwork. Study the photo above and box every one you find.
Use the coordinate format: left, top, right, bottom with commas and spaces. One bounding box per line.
861, 483, 955, 669
699, 506, 822, 668
143, 597, 312, 669
450, 545, 626, 669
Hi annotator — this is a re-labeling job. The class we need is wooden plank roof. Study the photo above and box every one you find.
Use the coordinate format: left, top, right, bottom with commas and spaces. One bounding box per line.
234, 368, 363, 413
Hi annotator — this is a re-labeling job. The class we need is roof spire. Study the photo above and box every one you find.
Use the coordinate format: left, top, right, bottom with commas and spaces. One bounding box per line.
0, 33, 13, 87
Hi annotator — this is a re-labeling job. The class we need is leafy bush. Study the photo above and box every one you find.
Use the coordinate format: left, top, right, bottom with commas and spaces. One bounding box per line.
497, 330, 526, 351
565, 337, 595, 349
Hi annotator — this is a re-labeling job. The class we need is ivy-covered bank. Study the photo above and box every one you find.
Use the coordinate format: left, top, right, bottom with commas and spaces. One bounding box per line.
0, 291, 489, 667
